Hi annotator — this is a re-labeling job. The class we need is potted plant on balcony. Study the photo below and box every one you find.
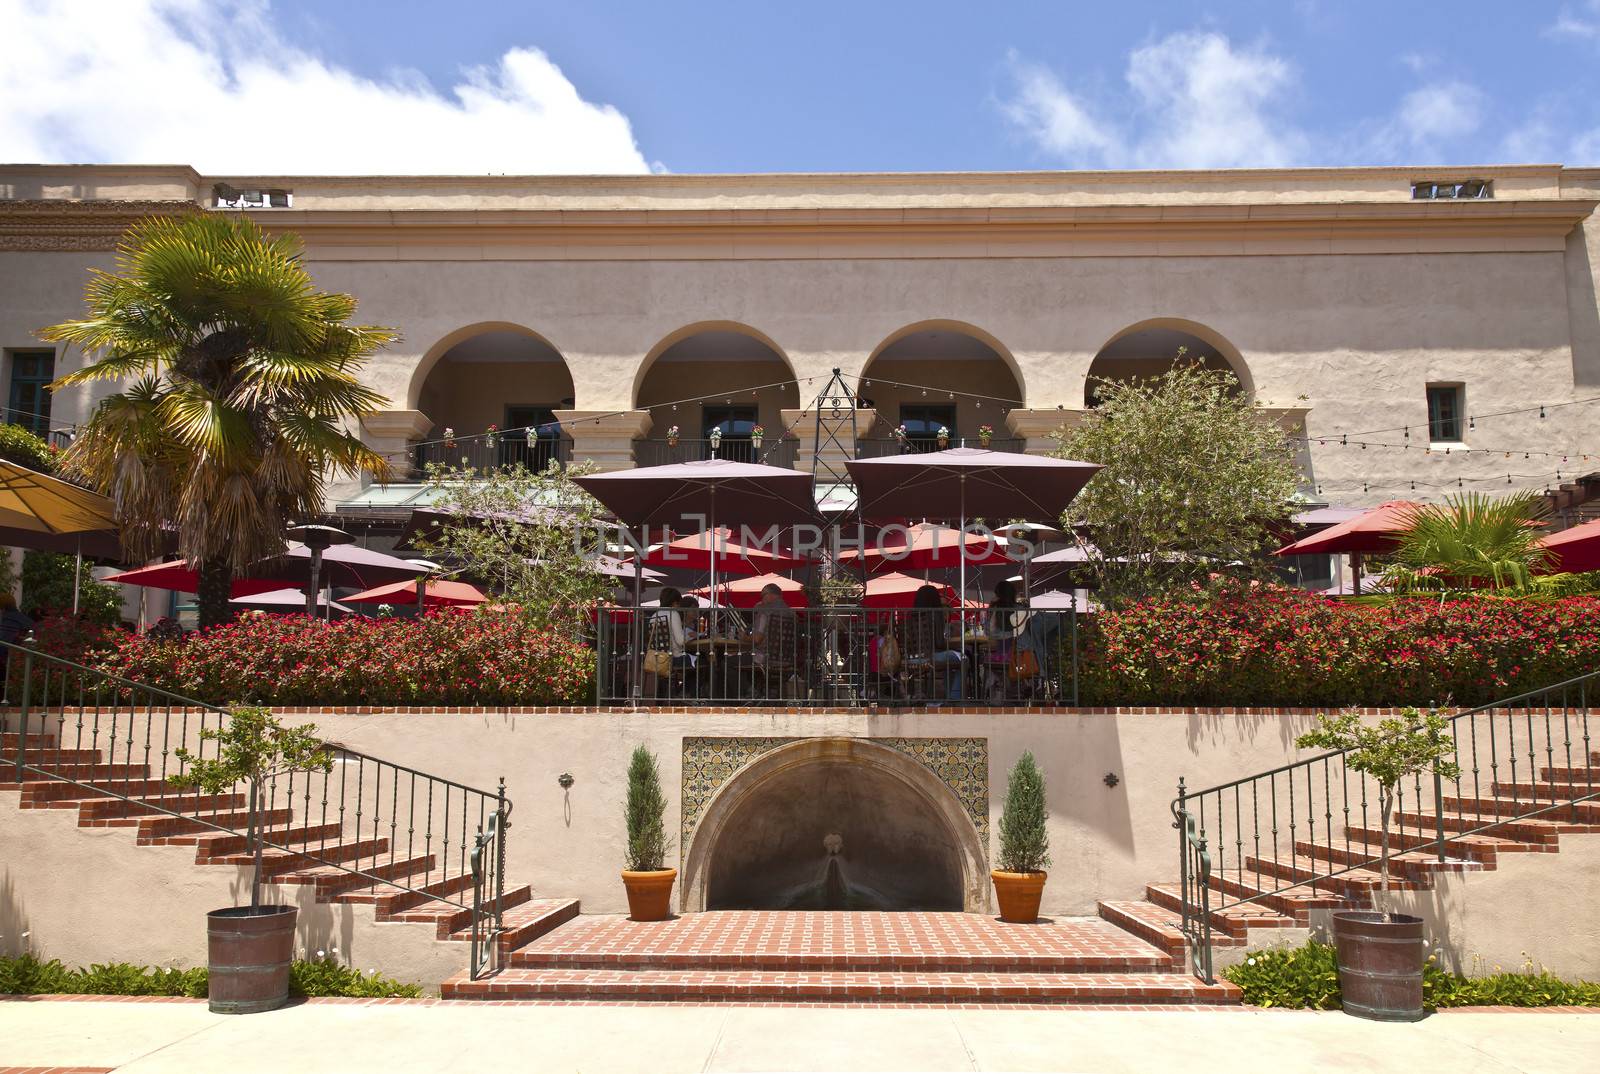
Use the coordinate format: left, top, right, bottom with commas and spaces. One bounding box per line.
992, 751, 1050, 922
167, 706, 333, 1013
893, 424, 909, 451
666, 425, 680, 448
978, 424, 994, 448
1295, 708, 1460, 1022
750, 424, 765, 451
708, 427, 723, 455
484, 423, 499, 450
621, 745, 675, 920
936, 425, 951, 449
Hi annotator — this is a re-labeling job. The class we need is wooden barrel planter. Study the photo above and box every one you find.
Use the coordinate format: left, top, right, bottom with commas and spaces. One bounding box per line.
207, 905, 298, 1014
1332, 910, 1426, 1022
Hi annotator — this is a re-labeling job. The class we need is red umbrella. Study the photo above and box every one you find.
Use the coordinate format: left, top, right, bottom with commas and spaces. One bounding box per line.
1274, 501, 1421, 595
839, 522, 1014, 573
343, 578, 487, 607
689, 572, 808, 609
639, 527, 811, 576
862, 572, 955, 609
105, 560, 285, 599
1539, 518, 1600, 574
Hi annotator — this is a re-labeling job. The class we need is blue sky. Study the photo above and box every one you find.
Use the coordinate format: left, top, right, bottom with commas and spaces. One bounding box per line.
4, 0, 1599, 173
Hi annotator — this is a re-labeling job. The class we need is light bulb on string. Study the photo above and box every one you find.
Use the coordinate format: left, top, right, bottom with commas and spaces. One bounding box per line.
1540, 405, 1546, 418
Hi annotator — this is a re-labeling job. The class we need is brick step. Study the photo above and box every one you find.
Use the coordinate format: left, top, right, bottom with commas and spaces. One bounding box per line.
21, 776, 178, 805
1291, 839, 1488, 878
1239, 854, 1420, 896
190, 822, 345, 857
1441, 794, 1600, 823
77, 791, 246, 822
454, 898, 580, 949
1145, 883, 1299, 935
1492, 780, 1599, 800
441, 968, 1242, 1005
1392, 810, 1563, 844
1095, 900, 1243, 955
393, 885, 534, 940
1342, 822, 1554, 858
1539, 766, 1600, 783
335, 871, 477, 914
1203, 873, 1353, 921
200, 837, 392, 876
137, 808, 294, 840
271, 853, 439, 897
0, 733, 58, 750
1, 747, 113, 766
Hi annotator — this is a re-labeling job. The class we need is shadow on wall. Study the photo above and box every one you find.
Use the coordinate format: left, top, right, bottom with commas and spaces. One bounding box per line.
278, 884, 357, 965
1567, 228, 1600, 387
0, 867, 32, 957
1184, 711, 1324, 759
1056, 718, 1138, 867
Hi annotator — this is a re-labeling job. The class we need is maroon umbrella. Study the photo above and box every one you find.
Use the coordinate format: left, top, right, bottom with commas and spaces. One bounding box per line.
575, 460, 819, 613
248, 542, 427, 590
1539, 518, 1600, 574
844, 447, 1101, 625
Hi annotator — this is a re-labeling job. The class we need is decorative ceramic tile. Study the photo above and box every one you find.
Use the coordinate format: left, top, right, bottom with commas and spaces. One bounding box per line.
680, 736, 989, 863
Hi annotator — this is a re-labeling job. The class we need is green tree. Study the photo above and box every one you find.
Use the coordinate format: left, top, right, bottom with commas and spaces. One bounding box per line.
1296, 709, 1461, 917
168, 706, 332, 910
0, 423, 56, 471
41, 214, 394, 630
1053, 357, 1301, 607
21, 551, 123, 625
624, 746, 668, 872
998, 751, 1050, 874
416, 458, 612, 627
1382, 492, 1551, 596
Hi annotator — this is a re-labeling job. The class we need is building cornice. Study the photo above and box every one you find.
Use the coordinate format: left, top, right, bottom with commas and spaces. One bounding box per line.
0, 199, 199, 251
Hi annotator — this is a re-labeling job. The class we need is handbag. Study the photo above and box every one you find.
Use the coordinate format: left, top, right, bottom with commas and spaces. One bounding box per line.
876, 634, 902, 674
643, 650, 673, 676
1007, 646, 1040, 682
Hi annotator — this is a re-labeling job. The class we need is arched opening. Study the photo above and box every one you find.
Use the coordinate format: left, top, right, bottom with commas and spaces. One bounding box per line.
634, 323, 801, 466
858, 321, 1024, 453
683, 738, 989, 913
410, 323, 576, 471
1085, 319, 1253, 407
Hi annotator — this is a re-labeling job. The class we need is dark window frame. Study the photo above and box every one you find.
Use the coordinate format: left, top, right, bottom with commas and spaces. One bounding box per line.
1426, 384, 1465, 443
6, 349, 55, 437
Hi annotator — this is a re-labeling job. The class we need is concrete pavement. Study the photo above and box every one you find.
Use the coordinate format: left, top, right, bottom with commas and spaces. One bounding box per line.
2, 998, 1597, 1073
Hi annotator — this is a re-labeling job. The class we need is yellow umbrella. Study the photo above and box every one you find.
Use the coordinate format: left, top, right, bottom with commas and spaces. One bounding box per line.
0, 459, 118, 612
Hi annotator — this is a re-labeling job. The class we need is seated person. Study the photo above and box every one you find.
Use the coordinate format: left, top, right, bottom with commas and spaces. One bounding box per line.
906, 585, 965, 701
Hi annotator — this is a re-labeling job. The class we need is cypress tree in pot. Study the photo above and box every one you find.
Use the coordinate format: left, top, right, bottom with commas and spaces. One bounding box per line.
621, 745, 675, 920
993, 751, 1051, 923
1296, 708, 1460, 1022
168, 706, 332, 1013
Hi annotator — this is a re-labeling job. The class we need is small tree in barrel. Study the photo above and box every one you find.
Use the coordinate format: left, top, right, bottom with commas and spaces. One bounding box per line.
168, 707, 332, 910
624, 746, 668, 872
1296, 708, 1460, 918
998, 751, 1051, 874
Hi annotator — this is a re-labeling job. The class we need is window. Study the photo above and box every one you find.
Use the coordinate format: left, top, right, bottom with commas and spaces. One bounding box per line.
898, 404, 957, 452
6, 350, 54, 437
1427, 385, 1465, 443
503, 405, 564, 470
702, 406, 759, 462
213, 184, 292, 208
1411, 179, 1491, 200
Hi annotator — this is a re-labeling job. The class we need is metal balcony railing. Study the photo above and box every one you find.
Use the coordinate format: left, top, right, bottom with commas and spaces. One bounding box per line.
855, 437, 1025, 458
632, 438, 799, 469
413, 436, 569, 476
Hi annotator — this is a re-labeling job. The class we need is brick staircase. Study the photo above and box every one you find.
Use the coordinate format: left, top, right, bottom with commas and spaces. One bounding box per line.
1, 731, 578, 972
1096, 749, 1600, 958
439, 911, 1242, 1005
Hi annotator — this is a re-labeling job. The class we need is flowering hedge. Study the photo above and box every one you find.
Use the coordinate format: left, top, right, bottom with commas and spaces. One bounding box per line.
1078, 592, 1600, 708
98, 611, 595, 707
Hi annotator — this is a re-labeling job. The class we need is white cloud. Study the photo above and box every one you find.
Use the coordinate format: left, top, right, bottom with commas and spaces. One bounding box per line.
1549, 2, 1600, 43
0, 0, 651, 174
1380, 81, 1485, 156
1000, 31, 1309, 168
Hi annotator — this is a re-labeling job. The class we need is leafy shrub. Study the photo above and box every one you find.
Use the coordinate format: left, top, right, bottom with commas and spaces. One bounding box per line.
98, 609, 596, 707
997, 751, 1050, 873
1224, 942, 1600, 1009
21, 551, 124, 626
1078, 590, 1600, 707
3, 614, 125, 699
0, 953, 420, 998
0, 423, 57, 471
624, 745, 668, 872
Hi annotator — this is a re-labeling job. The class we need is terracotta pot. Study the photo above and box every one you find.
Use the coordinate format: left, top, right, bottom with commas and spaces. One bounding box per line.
1332, 910, 1426, 1022
622, 868, 677, 921
991, 869, 1047, 923
206, 904, 297, 1014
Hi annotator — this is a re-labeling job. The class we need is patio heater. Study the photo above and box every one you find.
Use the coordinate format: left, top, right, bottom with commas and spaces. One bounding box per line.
287, 524, 353, 619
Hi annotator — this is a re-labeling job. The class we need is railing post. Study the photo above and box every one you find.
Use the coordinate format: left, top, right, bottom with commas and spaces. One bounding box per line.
1069, 606, 1079, 706
1431, 725, 1447, 864
14, 650, 33, 780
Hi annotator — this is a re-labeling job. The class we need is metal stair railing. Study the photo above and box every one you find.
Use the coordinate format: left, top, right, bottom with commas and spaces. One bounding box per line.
1171, 670, 1597, 983
1, 640, 512, 980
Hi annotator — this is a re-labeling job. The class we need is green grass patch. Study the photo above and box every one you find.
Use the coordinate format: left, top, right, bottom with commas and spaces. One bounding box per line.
1223, 941, 1600, 1009
0, 954, 422, 999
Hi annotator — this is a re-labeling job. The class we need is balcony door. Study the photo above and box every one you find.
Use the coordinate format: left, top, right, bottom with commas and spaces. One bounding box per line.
898, 404, 956, 453
504, 405, 564, 471
703, 405, 759, 463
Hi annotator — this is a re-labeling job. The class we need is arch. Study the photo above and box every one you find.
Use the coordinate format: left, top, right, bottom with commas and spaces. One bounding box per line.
861, 319, 1027, 405
681, 738, 990, 914
405, 321, 572, 411
1085, 317, 1255, 405
631, 320, 797, 410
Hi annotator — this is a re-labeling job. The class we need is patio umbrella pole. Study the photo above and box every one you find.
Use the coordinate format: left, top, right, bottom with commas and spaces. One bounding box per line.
307, 547, 322, 619
72, 535, 82, 614
958, 474, 967, 661
709, 484, 718, 637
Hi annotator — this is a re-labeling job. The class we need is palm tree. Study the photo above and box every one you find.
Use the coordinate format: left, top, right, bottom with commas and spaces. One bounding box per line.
1382, 491, 1551, 595
41, 213, 395, 629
